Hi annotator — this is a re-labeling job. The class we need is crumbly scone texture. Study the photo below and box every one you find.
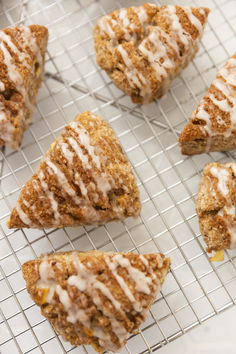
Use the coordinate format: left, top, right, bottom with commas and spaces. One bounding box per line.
179, 53, 236, 155
0, 25, 48, 149
7, 111, 141, 229
196, 162, 236, 252
94, 4, 209, 104
22, 250, 171, 353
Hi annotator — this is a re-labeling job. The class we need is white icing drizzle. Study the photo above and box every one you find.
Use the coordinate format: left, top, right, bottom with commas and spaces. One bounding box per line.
117, 44, 151, 102
0, 26, 40, 147
210, 165, 229, 197
195, 56, 236, 140
220, 205, 235, 217
75, 172, 88, 197
139, 27, 179, 83
218, 203, 236, 249
199, 8, 206, 16
15, 201, 31, 226
104, 255, 142, 312
100, 4, 206, 103
36, 252, 164, 352
119, 9, 135, 41
206, 163, 236, 249
20, 26, 39, 58
98, 16, 116, 39
66, 124, 114, 199
69, 256, 122, 311
227, 162, 236, 175
139, 255, 149, 267
0, 82, 5, 91
230, 228, 236, 249
22, 199, 30, 208
38, 170, 61, 224
183, 7, 202, 32
67, 136, 91, 170
0, 34, 26, 88
70, 121, 101, 169
134, 5, 148, 25
110, 319, 130, 347
164, 5, 190, 48
59, 142, 74, 165
113, 254, 152, 294
209, 93, 231, 112
94, 174, 111, 197
38, 260, 90, 325
45, 158, 79, 203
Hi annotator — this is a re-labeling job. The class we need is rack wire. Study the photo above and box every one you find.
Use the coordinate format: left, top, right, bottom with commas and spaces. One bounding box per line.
0, 0, 236, 353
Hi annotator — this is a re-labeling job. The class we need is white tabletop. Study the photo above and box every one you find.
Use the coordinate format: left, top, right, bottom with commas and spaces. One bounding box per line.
158, 306, 236, 354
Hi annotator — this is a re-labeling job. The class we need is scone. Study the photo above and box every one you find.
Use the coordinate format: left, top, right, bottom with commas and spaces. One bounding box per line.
22, 250, 171, 352
7, 112, 141, 229
94, 4, 209, 104
179, 53, 236, 155
196, 162, 236, 252
0, 25, 48, 149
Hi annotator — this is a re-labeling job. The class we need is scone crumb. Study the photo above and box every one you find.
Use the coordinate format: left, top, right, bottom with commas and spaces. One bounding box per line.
209, 250, 224, 262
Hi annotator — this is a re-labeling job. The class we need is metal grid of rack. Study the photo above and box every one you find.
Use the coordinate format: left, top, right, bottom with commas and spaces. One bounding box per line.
0, 0, 236, 353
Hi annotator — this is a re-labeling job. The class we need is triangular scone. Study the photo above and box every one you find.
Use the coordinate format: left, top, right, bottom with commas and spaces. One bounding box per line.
7, 112, 141, 229
179, 54, 236, 155
22, 250, 170, 352
0, 25, 48, 149
196, 162, 236, 252
94, 4, 209, 104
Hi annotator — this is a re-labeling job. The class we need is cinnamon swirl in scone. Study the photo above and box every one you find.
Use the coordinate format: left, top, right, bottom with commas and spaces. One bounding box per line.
22, 250, 171, 353
0, 25, 48, 149
196, 162, 236, 253
7, 112, 141, 229
179, 53, 236, 155
94, 4, 209, 104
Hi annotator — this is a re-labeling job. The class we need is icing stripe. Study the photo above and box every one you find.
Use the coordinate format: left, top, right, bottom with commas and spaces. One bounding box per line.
70, 121, 101, 169
45, 158, 79, 203
113, 255, 153, 294
15, 201, 32, 226
183, 7, 202, 32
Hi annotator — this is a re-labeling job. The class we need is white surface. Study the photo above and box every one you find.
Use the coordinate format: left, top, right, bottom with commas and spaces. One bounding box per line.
159, 306, 236, 354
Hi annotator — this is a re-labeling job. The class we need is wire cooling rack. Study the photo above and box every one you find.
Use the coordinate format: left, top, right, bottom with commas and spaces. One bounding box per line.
0, 0, 236, 353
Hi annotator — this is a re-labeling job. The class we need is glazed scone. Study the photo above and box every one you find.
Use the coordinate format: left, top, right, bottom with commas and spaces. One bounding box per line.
0, 25, 48, 149
94, 4, 209, 104
22, 250, 171, 353
196, 162, 236, 252
179, 53, 236, 155
7, 112, 141, 229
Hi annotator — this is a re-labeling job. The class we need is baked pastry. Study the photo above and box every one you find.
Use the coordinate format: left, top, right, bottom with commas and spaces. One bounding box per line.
7, 112, 141, 229
0, 25, 48, 149
94, 4, 209, 104
22, 250, 171, 352
196, 162, 236, 253
179, 53, 236, 155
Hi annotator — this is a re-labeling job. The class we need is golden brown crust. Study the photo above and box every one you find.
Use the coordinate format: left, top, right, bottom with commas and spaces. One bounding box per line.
8, 112, 141, 229
22, 250, 170, 352
179, 53, 236, 155
94, 4, 209, 104
196, 163, 236, 252
0, 25, 48, 149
